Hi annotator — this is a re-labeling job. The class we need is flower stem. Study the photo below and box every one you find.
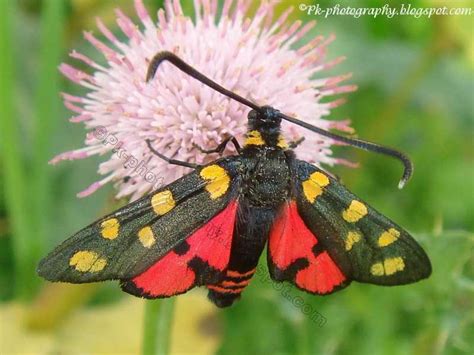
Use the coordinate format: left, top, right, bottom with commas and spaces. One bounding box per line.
142, 299, 175, 355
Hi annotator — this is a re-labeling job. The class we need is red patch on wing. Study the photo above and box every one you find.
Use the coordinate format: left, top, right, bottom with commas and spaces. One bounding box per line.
130, 201, 238, 297
269, 202, 346, 294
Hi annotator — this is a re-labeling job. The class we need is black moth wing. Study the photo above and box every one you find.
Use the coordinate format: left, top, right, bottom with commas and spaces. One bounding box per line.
37, 157, 241, 283
293, 160, 432, 285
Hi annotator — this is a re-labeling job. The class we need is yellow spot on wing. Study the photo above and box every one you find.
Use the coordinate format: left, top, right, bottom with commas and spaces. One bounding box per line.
151, 190, 175, 215
345, 231, 361, 251
277, 135, 288, 149
384, 257, 405, 275
138, 226, 156, 248
370, 257, 405, 276
342, 200, 368, 223
311, 172, 330, 186
200, 165, 230, 199
69, 251, 107, 272
244, 130, 265, 146
100, 218, 120, 240
378, 228, 400, 247
370, 262, 385, 276
302, 171, 330, 203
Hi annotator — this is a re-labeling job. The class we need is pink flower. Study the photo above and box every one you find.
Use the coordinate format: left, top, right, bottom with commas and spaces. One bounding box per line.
53, 0, 356, 201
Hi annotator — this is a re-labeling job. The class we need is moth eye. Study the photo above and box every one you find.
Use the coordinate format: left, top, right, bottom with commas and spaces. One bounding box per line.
248, 110, 258, 120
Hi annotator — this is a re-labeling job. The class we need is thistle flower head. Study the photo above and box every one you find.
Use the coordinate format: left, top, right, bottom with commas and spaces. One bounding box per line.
53, 0, 356, 201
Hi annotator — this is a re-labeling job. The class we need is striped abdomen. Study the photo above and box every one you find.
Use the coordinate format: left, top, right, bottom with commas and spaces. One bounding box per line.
207, 203, 277, 307
207, 268, 256, 307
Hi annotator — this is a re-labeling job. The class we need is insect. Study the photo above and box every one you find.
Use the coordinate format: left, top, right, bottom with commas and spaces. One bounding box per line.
38, 52, 431, 307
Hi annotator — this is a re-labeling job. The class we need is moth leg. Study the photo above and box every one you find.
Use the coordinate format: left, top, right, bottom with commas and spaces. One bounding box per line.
288, 137, 305, 149
146, 139, 199, 169
194, 135, 241, 155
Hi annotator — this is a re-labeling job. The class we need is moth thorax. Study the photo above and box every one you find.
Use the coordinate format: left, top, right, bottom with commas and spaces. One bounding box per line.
244, 127, 283, 148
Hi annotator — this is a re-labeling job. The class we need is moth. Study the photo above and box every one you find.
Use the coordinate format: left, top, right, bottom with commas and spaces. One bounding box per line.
38, 52, 431, 307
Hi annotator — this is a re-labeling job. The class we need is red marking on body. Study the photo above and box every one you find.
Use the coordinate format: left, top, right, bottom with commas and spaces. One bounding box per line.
207, 285, 245, 294
207, 269, 255, 295
269, 202, 346, 294
131, 201, 238, 297
227, 269, 255, 278
221, 279, 251, 287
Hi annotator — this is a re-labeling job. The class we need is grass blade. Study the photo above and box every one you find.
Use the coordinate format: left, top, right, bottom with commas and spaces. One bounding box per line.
32, 0, 65, 283
0, 0, 36, 300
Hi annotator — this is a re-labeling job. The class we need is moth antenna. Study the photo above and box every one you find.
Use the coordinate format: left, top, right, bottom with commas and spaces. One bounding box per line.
146, 51, 261, 111
279, 113, 413, 188
147, 51, 413, 188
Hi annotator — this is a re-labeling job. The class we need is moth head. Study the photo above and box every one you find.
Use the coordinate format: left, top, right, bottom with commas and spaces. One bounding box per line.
248, 106, 282, 130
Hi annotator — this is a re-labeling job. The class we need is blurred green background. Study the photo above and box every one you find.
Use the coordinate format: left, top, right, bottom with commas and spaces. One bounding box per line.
0, 0, 472, 354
